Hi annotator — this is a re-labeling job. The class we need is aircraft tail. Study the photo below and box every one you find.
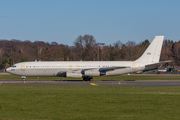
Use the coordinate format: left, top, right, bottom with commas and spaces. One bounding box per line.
135, 36, 164, 64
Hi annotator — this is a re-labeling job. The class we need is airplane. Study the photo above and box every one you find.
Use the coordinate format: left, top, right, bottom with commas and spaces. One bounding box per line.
6, 36, 171, 81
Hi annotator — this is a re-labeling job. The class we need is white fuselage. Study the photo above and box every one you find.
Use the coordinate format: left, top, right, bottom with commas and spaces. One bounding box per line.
6, 61, 145, 77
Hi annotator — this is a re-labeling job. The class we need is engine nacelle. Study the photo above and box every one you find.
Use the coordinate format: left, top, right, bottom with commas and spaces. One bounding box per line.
66, 72, 82, 78
84, 70, 100, 77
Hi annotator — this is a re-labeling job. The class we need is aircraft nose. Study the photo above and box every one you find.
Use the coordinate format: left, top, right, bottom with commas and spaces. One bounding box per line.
5, 68, 10, 73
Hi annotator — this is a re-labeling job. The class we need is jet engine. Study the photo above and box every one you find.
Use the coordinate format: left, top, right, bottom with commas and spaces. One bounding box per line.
84, 69, 105, 77
66, 72, 82, 78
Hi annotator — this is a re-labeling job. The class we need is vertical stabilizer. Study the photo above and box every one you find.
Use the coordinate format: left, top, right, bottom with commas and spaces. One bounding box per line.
135, 36, 164, 64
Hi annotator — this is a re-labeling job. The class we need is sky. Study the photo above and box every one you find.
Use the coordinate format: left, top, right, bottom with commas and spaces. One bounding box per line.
0, 0, 180, 46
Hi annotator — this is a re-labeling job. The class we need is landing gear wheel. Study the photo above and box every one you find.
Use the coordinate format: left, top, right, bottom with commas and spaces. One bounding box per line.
89, 77, 93, 81
83, 77, 93, 81
21, 76, 26, 81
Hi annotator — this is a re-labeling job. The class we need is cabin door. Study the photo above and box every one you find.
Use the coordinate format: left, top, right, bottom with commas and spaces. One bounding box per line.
132, 63, 136, 71
21, 63, 25, 71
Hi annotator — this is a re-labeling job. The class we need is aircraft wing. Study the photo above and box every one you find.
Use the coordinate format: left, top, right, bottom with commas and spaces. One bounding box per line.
99, 66, 130, 71
57, 66, 131, 77
70, 66, 130, 73
81, 66, 131, 77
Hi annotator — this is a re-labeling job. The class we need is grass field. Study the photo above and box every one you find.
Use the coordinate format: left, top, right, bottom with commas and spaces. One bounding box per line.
0, 86, 180, 120
1, 74, 180, 119
0, 73, 180, 81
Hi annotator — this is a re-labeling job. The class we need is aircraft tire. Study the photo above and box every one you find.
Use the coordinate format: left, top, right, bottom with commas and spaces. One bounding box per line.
83, 77, 88, 81
89, 77, 93, 81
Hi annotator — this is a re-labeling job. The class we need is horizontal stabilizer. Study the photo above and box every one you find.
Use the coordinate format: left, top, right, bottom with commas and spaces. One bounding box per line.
145, 60, 173, 67
144, 60, 173, 71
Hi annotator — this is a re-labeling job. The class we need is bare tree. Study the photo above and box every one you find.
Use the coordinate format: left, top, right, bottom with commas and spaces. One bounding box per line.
73, 34, 96, 60
125, 41, 136, 60
172, 42, 180, 65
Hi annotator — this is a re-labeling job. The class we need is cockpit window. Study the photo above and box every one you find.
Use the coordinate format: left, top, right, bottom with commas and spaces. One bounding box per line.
11, 65, 16, 68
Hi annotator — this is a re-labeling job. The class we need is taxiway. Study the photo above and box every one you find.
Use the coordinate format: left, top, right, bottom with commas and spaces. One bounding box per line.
1, 80, 180, 87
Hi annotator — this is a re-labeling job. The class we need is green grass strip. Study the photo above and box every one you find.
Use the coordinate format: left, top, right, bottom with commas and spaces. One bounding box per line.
0, 86, 180, 119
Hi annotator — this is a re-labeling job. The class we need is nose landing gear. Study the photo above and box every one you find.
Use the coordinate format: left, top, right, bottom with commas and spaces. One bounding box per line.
21, 76, 26, 81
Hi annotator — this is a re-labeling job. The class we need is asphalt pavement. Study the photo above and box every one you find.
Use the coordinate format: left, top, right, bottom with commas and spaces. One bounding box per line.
1, 80, 180, 87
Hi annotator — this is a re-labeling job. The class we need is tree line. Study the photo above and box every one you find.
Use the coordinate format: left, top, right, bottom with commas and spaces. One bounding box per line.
0, 34, 178, 69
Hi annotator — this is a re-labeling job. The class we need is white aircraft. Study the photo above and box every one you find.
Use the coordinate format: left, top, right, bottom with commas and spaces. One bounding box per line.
6, 36, 171, 81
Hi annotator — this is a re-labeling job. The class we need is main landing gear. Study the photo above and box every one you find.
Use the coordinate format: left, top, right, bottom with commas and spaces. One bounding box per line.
83, 76, 93, 81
